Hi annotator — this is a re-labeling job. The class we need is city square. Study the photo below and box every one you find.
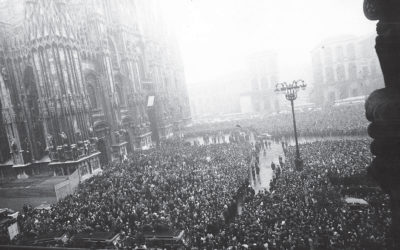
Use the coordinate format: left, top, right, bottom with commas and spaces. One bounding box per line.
0, 0, 399, 249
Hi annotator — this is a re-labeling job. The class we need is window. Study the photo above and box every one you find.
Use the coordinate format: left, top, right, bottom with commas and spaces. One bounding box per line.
87, 85, 97, 108
348, 63, 357, 80
325, 66, 334, 83
116, 84, 126, 106
324, 47, 333, 65
138, 56, 146, 80
108, 38, 119, 69
336, 64, 346, 82
346, 43, 356, 60
339, 87, 348, 99
335, 46, 344, 62
85, 74, 99, 109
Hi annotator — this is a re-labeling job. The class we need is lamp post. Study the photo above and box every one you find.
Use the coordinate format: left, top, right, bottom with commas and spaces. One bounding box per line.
274, 80, 307, 170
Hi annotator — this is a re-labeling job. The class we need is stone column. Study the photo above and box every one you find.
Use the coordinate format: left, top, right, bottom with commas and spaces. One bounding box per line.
364, 0, 400, 247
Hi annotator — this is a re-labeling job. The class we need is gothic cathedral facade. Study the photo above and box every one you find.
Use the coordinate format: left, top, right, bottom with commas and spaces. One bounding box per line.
0, 0, 191, 179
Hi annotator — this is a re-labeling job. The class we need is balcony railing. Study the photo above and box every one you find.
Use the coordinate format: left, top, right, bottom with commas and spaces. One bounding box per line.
48, 138, 98, 162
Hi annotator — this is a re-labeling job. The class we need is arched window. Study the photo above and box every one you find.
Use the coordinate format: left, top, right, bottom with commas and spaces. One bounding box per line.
87, 84, 97, 109
138, 56, 146, 80
85, 74, 99, 109
117, 85, 125, 106
115, 76, 126, 106
108, 38, 119, 69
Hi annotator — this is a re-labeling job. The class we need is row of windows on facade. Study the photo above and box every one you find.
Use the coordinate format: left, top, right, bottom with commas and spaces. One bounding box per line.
314, 59, 379, 84
313, 42, 374, 66
326, 87, 361, 102
251, 75, 278, 91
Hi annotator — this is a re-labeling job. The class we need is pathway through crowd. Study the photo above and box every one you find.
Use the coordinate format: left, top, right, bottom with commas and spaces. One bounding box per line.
251, 141, 285, 193
238, 141, 285, 215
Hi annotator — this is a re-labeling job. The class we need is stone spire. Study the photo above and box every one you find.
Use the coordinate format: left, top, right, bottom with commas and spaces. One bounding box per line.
24, 0, 77, 42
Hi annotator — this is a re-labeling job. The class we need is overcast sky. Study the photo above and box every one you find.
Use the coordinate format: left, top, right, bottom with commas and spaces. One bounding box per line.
161, 0, 376, 85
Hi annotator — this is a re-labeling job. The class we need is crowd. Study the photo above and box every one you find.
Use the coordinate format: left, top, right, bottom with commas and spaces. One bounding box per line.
185, 104, 367, 140
259, 105, 367, 139
12, 137, 391, 249
14, 137, 254, 248
227, 139, 391, 249
7, 110, 393, 249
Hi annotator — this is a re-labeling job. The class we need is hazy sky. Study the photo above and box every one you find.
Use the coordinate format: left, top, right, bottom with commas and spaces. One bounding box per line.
161, 0, 376, 84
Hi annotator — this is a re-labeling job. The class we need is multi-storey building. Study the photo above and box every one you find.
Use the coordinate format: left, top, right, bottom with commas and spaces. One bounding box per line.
310, 34, 384, 105
240, 51, 282, 113
0, 0, 190, 179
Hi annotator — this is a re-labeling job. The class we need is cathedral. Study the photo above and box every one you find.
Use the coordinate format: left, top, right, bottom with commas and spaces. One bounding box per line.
0, 0, 191, 179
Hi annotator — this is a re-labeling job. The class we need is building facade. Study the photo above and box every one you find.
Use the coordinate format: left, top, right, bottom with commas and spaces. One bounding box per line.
241, 51, 282, 114
310, 34, 384, 106
189, 74, 243, 120
0, 0, 190, 179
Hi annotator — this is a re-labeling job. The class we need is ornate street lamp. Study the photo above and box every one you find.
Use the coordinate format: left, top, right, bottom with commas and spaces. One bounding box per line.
274, 80, 307, 170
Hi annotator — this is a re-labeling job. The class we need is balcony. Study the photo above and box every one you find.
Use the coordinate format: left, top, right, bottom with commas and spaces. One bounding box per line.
48, 138, 98, 162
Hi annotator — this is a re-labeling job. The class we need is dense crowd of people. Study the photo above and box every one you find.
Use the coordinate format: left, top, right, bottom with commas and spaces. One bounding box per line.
4, 99, 394, 249
185, 104, 367, 140
14, 137, 254, 248
259, 105, 367, 139
229, 139, 391, 249
11, 135, 392, 249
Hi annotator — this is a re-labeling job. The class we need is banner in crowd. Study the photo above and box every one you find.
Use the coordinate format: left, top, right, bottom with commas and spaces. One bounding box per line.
8, 222, 19, 240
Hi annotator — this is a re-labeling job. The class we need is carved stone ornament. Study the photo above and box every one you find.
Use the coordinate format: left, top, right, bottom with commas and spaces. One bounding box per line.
364, 0, 400, 21
364, 0, 381, 20
364, 0, 400, 246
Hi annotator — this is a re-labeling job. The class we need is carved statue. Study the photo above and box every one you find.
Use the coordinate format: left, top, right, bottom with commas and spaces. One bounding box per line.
1, 67, 8, 80
9, 136, 18, 154
47, 135, 54, 148
60, 131, 68, 145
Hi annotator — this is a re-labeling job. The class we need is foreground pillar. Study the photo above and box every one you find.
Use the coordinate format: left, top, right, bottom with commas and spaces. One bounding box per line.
364, 0, 400, 247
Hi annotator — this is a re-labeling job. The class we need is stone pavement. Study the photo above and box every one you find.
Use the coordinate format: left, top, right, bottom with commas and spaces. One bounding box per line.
251, 141, 285, 193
